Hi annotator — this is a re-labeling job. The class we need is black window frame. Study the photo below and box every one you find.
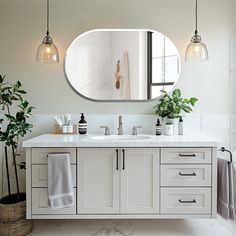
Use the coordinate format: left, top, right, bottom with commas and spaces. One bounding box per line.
147, 31, 175, 99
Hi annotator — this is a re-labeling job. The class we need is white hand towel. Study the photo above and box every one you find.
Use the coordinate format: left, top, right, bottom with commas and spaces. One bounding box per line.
48, 153, 74, 209
120, 52, 130, 99
217, 157, 235, 220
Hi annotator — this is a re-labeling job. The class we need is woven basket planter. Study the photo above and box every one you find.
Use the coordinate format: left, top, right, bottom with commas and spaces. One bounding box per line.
0, 219, 33, 236
0, 193, 33, 236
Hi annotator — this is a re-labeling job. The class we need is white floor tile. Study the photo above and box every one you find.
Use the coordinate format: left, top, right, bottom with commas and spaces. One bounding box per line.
28, 219, 235, 236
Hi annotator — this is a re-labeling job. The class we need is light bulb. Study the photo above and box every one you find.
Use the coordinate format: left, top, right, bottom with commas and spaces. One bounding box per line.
46, 46, 51, 53
194, 45, 200, 53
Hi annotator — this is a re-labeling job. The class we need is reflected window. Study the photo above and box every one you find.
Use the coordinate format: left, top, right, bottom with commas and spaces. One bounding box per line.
147, 32, 180, 99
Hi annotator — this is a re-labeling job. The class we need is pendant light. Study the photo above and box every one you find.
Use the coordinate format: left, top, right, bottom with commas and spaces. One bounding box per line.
36, 0, 59, 64
185, 0, 208, 62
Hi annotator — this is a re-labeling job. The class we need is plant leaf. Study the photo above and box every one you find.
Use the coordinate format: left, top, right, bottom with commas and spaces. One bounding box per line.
190, 97, 198, 106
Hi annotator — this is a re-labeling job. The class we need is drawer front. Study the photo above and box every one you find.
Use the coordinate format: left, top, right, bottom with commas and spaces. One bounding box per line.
161, 148, 211, 164
32, 165, 76, 188
32, 148, 76, 164
161, 165, 211, 187
161, 187, 211, 214
32, 188, 76, 215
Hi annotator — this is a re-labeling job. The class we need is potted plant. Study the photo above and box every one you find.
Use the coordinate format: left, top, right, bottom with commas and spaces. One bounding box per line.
154, 89, 198, 135
0, 75, 34, 235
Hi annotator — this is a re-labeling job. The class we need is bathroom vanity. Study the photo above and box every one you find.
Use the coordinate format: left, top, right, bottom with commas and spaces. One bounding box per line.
23, 134, 218, 219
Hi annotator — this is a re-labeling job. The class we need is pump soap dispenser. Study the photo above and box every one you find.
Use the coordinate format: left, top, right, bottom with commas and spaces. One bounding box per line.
156, 119, 162, 136
78, 113, 87, 134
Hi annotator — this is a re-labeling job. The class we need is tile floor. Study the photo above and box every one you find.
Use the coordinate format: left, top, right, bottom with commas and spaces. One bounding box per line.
28, 218, 236, 236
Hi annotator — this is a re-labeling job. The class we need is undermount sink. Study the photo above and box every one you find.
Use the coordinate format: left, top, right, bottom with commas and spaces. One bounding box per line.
91, 135, 151, 141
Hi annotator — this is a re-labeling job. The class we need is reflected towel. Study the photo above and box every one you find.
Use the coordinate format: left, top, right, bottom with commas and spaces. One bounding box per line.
120, 52, 130, 99
217, 157, 235, 220
48, 153, 74, 209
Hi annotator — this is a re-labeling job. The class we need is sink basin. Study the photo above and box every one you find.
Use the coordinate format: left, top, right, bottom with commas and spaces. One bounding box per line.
91, 135, 151, 141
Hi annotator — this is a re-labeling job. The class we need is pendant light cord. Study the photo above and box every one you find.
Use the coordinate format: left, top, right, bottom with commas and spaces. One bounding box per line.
46, 0, 49, 36
195, 0, 198, 35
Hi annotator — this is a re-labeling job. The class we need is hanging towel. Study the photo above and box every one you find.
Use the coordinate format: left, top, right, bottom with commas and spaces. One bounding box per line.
48, 153, 74, 209
217, 157, 235, 220
120, 52, 130, 99
232, 151, 236, 213
232, 150, 236, 170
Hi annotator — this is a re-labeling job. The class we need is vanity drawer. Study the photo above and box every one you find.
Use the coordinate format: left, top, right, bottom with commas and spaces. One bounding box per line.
161, 165, 211, 186
32, 165, 76, 188
32, 148, 76, 164
161, 148, 211, 164
161, 187, 211, 214
32, 188, 76, 215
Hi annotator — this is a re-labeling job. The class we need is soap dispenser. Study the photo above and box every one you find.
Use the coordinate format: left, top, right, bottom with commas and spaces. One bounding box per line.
78, 113, 87, 134
156, 119, 162, 136
178, 116, 184, 135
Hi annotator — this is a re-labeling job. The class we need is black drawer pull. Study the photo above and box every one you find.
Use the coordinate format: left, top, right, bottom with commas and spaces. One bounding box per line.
122, 149, 125, 170
116, 149, 119, 170
179, 172, 196, 176
179, 154, 196, 158
179, 199, 196, 204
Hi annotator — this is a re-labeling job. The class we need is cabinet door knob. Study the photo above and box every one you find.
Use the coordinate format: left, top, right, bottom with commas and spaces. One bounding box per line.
179, 172, 196, 176
179, 199, 196, 204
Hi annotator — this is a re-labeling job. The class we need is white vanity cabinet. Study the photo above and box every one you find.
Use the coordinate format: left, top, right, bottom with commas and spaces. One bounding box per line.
160, 148, 213, 215
77, 148, 159, 214
23, 134, 218, 219
28, 148, 77, 217
120, 148, 159, 214
77, 148, 120, 214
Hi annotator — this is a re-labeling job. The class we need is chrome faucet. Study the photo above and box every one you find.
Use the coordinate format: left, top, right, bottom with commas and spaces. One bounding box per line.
117, 115, 123, 135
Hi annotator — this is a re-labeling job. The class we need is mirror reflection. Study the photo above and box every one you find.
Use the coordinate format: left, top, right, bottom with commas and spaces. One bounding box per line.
64, 29, 181, 101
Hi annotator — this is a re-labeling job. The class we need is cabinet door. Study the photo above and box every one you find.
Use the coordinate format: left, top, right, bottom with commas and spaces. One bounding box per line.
77, 148, 119, 214
121, 148, 159, 214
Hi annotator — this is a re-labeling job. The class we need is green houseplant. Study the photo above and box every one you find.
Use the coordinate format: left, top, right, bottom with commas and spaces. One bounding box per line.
154, 89, 198, 120
154, 89, 198, 135
0, 74, 34, 235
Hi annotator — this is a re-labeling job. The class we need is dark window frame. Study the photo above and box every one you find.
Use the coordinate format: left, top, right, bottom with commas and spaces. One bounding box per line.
147, 31, 175, 99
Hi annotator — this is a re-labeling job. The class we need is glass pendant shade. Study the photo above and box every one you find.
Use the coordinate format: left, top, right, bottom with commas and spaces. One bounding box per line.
185, 34, 208, 62
185, 0, 208, 63
36, 0, 59, 64
36, 35, 59, 64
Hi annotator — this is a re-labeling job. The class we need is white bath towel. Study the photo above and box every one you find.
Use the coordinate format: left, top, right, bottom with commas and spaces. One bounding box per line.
217, 157, 235, 220
120, 52, 130, 99
48, 153, 74, 209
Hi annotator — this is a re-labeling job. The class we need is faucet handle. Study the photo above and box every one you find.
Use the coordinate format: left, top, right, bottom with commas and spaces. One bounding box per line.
132, 126, 142, 135
100, 126, 110, 135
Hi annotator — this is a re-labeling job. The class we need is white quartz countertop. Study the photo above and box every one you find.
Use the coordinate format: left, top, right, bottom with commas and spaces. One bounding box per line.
22, 134, 219, 148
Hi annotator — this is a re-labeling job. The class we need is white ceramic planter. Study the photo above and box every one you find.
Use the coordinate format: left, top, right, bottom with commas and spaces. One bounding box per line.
165, 124, 174, 136
165, 118, 175, 136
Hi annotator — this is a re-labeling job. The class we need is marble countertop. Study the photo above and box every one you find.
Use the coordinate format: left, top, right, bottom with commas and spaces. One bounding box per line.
22, 134, 219, 148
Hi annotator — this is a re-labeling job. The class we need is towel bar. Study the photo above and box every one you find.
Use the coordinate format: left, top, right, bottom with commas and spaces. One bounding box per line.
219, 147, 232, 163
46, 152, 70, 158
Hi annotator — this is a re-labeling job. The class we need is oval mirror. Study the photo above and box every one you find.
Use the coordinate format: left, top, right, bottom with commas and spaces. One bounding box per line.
64, 29, 181, 101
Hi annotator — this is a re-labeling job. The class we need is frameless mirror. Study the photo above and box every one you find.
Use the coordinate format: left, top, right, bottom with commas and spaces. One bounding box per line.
64, 29, 181, 101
